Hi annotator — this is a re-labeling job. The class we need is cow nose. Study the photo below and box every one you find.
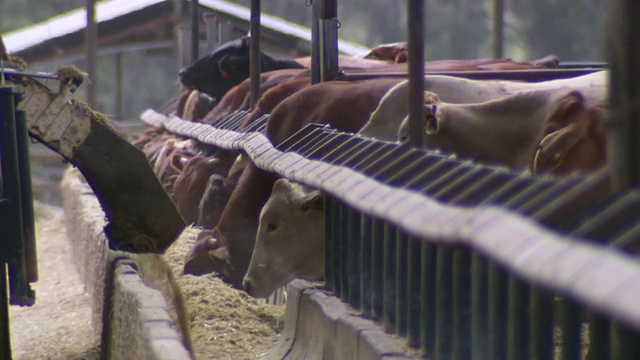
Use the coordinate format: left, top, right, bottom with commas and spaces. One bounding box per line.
242, 279, 252, 294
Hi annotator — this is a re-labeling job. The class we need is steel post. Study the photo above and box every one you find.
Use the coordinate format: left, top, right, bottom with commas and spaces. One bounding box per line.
492, 0, 504, 58
249, 0, 261, 108
310, 0, 321, 84
607, 0, 640, 191
407, 0, 425, 148
320, 0, 339, 82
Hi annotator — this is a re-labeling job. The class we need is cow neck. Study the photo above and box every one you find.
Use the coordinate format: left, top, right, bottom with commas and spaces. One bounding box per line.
261, 54, 304, 71
215, 163, 280, 278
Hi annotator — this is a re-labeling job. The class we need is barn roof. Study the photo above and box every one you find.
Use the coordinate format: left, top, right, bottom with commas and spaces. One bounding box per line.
3, 0, 369, 60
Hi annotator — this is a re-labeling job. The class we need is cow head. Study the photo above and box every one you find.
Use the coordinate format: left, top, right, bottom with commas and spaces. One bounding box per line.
179, 36, 252, 99
242, 179, 325, 298
532, 91, 607, 175
363, 41, 408, 64
183, 228, 233, 277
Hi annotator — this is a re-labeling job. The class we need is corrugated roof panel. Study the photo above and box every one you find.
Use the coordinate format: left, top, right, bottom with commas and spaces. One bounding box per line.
4, 0, 370, 57
4, 0, 166, 53
199, 0, 370, 56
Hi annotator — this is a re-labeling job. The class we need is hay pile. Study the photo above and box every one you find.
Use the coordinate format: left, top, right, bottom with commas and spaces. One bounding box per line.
160, 226, 285, 360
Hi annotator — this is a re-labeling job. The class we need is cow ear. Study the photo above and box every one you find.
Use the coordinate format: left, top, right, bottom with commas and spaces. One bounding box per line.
272, 178, 292, 194
424, 104, 440, 135
300, 191, 324, 212
532, 117, 590, 175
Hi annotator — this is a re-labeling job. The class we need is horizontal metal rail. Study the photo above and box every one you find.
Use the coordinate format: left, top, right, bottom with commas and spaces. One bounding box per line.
139, 109, 640, 333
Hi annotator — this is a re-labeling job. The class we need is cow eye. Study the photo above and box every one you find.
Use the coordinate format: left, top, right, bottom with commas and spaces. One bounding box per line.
266, 223, 278, 232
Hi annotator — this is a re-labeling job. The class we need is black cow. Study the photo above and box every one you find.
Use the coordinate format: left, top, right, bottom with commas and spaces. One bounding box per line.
179, 35, 304, 100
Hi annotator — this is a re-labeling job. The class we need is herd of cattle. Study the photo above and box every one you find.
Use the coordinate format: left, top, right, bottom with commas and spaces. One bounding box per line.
133, 35, 608, 299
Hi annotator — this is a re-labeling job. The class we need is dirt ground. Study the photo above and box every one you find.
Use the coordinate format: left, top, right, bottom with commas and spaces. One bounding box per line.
8, 201, 101, 360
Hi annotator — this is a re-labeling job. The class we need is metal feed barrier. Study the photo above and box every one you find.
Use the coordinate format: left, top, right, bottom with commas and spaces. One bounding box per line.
140, 109, 640, 360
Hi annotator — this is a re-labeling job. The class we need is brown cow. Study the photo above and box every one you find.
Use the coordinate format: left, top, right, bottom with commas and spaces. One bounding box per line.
397, 86, 608, 174
172, 155, 233, 224
183, 78, 404, 286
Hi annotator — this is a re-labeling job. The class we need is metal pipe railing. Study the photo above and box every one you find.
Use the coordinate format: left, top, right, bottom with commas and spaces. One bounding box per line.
140, 110, 640, 359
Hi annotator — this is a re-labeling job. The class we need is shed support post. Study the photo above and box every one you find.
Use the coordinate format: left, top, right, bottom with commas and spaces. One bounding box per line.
191, 0, 199, 62
607, 0, 640, 191
492, 0, 504, 59
115, 52, 123, 120
85, 0, 97, 108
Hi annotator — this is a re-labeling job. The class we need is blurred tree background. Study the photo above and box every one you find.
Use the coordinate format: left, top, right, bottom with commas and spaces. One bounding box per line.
1, 0, 606, 120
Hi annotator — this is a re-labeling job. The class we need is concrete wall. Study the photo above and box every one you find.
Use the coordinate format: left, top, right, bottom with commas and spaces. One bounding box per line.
62, 167, 192, 360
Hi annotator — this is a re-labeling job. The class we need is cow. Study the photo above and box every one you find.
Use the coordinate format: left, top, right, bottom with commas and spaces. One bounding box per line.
172, 155, 234, 224
179, 36, 305, 100
176, 89, 217, 121
242, 179, 324, 298
200, 68, 308, 124
241, 86, 608, 297
359, 70, 609, 141
397, 86, 608, 174
183, 78, 404, 286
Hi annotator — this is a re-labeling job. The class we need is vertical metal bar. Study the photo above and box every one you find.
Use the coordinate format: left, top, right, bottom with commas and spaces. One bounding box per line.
310, 0, 321, 84
420, 241, 437, 356
15, 110, 37, 284
407, 0, 425, 148
507, 276, 529, 359
360, 214, 372, 317
319, 0, 339, 81
324, 195, 335, 291
606, 0, 640, 191
559, 298, 582, 360
407, 235, 421, 347
610, 322, 640, 360
488, 263, 508, 360
191, 0, 199, 62
339, 201, 349, 300
115, 52, 123, 120
371, 219, 384, 321
452, 248, 471, 360
492, 0, 504, 58
435, 246, 453, 359
249, 0, 261, 108
586, 314, 610, 360
347, 208, 360, 308
529, 288, 554, 360
383, 224, 396, 333
471, 254, 489, 360
395, 229, 408, 337
0, 264, 11, 360
85, 0, 98, 108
